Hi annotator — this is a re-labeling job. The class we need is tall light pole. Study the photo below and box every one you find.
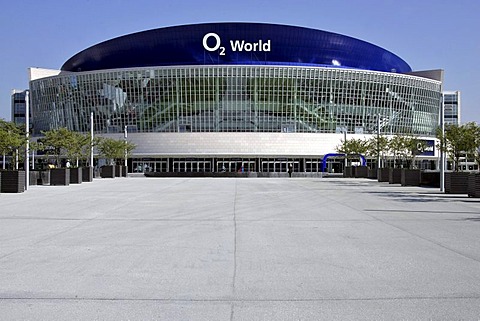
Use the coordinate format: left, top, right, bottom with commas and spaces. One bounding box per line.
90, 112, 94, 169
25, 90, 30, 191
343, 129, 347, 168
124, 125, 128, 168
377, 114, 381, 169
440, 94, 445, 192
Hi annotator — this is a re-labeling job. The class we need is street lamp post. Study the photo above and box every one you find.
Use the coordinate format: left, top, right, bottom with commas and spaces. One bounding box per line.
90, 112, 94, 169
124, 125, 128, 168
440, 94, 445, 192
343, 129, 347, 169
377, 114, 381, 169
25, 90, 30, 191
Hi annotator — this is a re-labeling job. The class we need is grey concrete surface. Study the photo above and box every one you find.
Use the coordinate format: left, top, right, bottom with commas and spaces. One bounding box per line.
1, 177, 480, 320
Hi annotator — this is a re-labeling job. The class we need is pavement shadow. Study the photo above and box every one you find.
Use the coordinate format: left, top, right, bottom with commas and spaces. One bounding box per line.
462, 218, 480, 222
362, 190, 475, 204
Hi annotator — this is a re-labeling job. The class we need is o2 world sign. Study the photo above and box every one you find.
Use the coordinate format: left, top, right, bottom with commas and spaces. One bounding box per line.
202, 32, 271, 56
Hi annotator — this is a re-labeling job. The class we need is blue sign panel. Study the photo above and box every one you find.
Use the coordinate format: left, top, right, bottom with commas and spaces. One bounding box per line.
420, 139, 435, 156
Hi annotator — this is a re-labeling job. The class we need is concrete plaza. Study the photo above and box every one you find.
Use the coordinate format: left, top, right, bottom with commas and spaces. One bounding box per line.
1, 177, 480, 320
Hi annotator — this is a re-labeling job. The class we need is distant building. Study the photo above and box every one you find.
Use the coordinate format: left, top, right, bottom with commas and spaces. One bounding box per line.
11, 89, 28, 125
443, 91, 461, 125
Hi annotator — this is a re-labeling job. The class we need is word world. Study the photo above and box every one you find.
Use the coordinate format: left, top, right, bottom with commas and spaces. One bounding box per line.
202, 33, 271, 56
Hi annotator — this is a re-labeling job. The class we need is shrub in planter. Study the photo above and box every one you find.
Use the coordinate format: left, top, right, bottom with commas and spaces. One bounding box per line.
96, 137, 135, 178
335, 138, 369, 178
0, 120, 27, 192
437, 123, 480, 173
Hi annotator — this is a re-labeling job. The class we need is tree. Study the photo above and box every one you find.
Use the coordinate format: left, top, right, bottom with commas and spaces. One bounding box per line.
366, 135, 389, 168
437, 122, 480, 171
66, 132, 91, 167
96, 137, 136, 165
335, 138, 368, 165
0, 119, 25, 170
40, 128, 76, 167
388, 134, 407, 168
475, 147, 480, 169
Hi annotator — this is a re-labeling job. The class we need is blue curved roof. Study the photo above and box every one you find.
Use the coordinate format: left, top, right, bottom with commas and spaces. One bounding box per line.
61, 22, 411, 73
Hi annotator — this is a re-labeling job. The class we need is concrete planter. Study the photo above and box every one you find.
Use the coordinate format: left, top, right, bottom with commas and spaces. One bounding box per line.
377, 168, 390, 182
367, 168, 378, 179
69, 167, 83, 184
468, 173, 480, 198
401, 169, 421, 186
50, 168, 70, 186
354, 166, 368, 178
115, 165, 127, 177
0, 170, 25, 193
115, 165, 122, 177
343, 166, 353, 178
389, 168, 402, 184
29, 171, 39, 186
38, 170, 51, 185
420, 171, 440, 187
82, 167, 94, 182
445, 172, 469, 194
100, 165, 115, 178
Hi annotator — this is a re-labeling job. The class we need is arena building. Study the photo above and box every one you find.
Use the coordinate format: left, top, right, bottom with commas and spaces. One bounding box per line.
29, 22, 442, 174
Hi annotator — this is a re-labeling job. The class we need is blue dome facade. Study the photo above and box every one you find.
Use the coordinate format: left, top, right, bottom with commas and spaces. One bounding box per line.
61, 22, 411, 73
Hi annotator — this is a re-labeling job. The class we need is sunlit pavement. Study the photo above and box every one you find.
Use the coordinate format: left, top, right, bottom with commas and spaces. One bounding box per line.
1, 177, 480, 320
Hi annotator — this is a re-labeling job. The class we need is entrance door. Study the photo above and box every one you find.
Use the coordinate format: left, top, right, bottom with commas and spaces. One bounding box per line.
243, 161, 255, 172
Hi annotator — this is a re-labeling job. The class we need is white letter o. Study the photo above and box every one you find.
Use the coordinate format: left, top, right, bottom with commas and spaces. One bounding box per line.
203, 33, 221, 52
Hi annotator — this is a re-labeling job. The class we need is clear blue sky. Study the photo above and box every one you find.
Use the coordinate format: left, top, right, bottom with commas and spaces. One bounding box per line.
1, 0, 478, 123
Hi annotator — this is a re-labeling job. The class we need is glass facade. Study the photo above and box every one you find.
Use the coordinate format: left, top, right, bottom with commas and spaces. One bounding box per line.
30, 65, 441, 136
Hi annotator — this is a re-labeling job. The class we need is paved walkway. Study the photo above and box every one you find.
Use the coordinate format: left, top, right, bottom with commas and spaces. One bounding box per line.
1, 177, 480, 320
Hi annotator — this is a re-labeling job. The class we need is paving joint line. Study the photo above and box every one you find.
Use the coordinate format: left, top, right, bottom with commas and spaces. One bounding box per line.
1, 295, 480, 303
